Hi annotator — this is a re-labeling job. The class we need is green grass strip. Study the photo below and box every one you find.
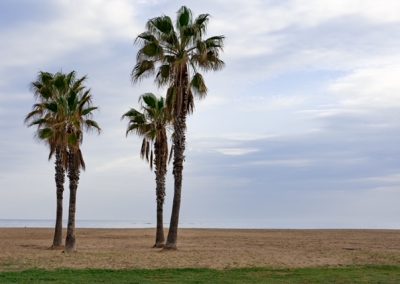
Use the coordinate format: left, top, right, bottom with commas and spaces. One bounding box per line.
1, 266, 400, 283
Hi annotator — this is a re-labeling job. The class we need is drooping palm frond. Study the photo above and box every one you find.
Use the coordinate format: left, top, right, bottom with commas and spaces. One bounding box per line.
131, 60, 156, 82
190, 73, 208, 98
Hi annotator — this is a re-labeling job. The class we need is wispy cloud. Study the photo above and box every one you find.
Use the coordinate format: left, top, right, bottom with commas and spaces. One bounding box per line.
215, 147, 259, 156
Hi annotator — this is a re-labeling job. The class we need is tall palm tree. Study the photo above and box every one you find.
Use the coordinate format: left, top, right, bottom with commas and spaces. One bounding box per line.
132, 6, 224, 249
25, 71, 79, 248
61, 76, 101, 252
122, 93, 170, 248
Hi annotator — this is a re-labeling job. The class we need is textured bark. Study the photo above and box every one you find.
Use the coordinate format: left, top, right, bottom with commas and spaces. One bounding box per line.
165, 65, 188, 250
52, 148, 65, 248
65, 151, 79, 253
154, 139, 167, 248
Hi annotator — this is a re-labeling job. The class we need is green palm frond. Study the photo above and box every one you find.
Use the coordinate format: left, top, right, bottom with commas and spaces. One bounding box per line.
155, 64, 171, 87
131, 60, 156, 82
136, 32, 158, 44
122, 108, 142, 119
82, 107, 98, 116
140, 93, 158, 109
139, 42, 163, 59
190, 73, 207, 98
177, 6, 192, 30
205, 35, 225, 49
38, 128, 53, 140
85, 119, 101, 133
45, 102, 58, 113
146, 16, 174, 35
194, 14, 209, 30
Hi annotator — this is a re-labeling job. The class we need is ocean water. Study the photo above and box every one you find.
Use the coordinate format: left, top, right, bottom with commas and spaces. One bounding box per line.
0, 219, 269, 229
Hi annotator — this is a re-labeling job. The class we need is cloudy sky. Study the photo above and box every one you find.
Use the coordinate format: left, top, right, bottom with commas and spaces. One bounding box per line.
1, 0, 400, 228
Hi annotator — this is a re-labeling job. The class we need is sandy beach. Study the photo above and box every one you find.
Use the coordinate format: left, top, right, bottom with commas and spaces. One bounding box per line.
1, 228, 400, 271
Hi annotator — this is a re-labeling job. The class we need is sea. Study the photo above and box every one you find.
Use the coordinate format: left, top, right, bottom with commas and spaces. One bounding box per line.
0, 219, 268, 229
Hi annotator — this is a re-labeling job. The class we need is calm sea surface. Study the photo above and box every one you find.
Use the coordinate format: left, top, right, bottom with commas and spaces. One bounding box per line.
0, 219, 268, 229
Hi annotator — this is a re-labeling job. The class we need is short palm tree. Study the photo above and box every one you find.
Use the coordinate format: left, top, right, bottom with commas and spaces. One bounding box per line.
25, 71, 80, 248
123, 93, 170, 248
132, 6, 224, 249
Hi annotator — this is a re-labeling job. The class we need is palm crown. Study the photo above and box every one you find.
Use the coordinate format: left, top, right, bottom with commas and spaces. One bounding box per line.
25, 71, 100, 170
123, 93, 170, 170
132, 6, 225, 116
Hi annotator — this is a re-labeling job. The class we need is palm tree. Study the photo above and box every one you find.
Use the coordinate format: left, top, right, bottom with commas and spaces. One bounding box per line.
122, 93, 170, 248
25, 71, 78, 248
61, 76, 101, 252
131, 6, 224, 249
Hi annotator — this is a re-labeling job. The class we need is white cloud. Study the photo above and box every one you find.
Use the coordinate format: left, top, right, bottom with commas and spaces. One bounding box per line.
216, 147, 258, 156
361, 173, 400, 184
0, 0, 140, 70
210, 0, 400, 61
329, 66, 400, 108
292, 0, 400, 25
247, 158, 312, 167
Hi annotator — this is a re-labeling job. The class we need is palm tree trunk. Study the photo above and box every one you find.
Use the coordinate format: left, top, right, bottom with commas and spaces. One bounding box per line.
165, 117, 186, 249
65, 151, 79, 253
155, 198, 165, 247
154, 140, 166, 248
165, 65, 188, 250
52, 148, 64, 248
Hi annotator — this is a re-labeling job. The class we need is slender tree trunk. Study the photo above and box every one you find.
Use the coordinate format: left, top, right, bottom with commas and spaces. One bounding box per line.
154, 140, 167, 248
52, 148, 64, 248
165, 65, 188, 250
155, 198, 165, 248
65, 151, 79, 253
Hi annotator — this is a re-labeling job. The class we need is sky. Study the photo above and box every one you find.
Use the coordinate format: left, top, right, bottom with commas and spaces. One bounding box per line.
1, 0, 400, 228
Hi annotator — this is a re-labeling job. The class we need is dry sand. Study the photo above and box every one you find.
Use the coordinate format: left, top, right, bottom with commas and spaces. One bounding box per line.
1, 228, 400, 271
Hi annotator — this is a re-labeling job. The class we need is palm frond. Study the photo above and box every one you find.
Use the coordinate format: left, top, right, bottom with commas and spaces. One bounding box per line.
131, 60, 155, 82
137, 42, 163, 60
38, 128, 53, 140
28, 118, 48, 127
140, 93, 157, 109
85, 119, 101, 133
187, 89, 194, 114
135, 32, 158, 44
177, 6, 192, 30
82, 106, 98, 116
155, 64, 171, 87
146, 16, 174, 35
190, 72, 208, 98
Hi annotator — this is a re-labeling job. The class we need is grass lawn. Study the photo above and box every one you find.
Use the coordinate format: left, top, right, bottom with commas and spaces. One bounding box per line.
1, 266, 400, 283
